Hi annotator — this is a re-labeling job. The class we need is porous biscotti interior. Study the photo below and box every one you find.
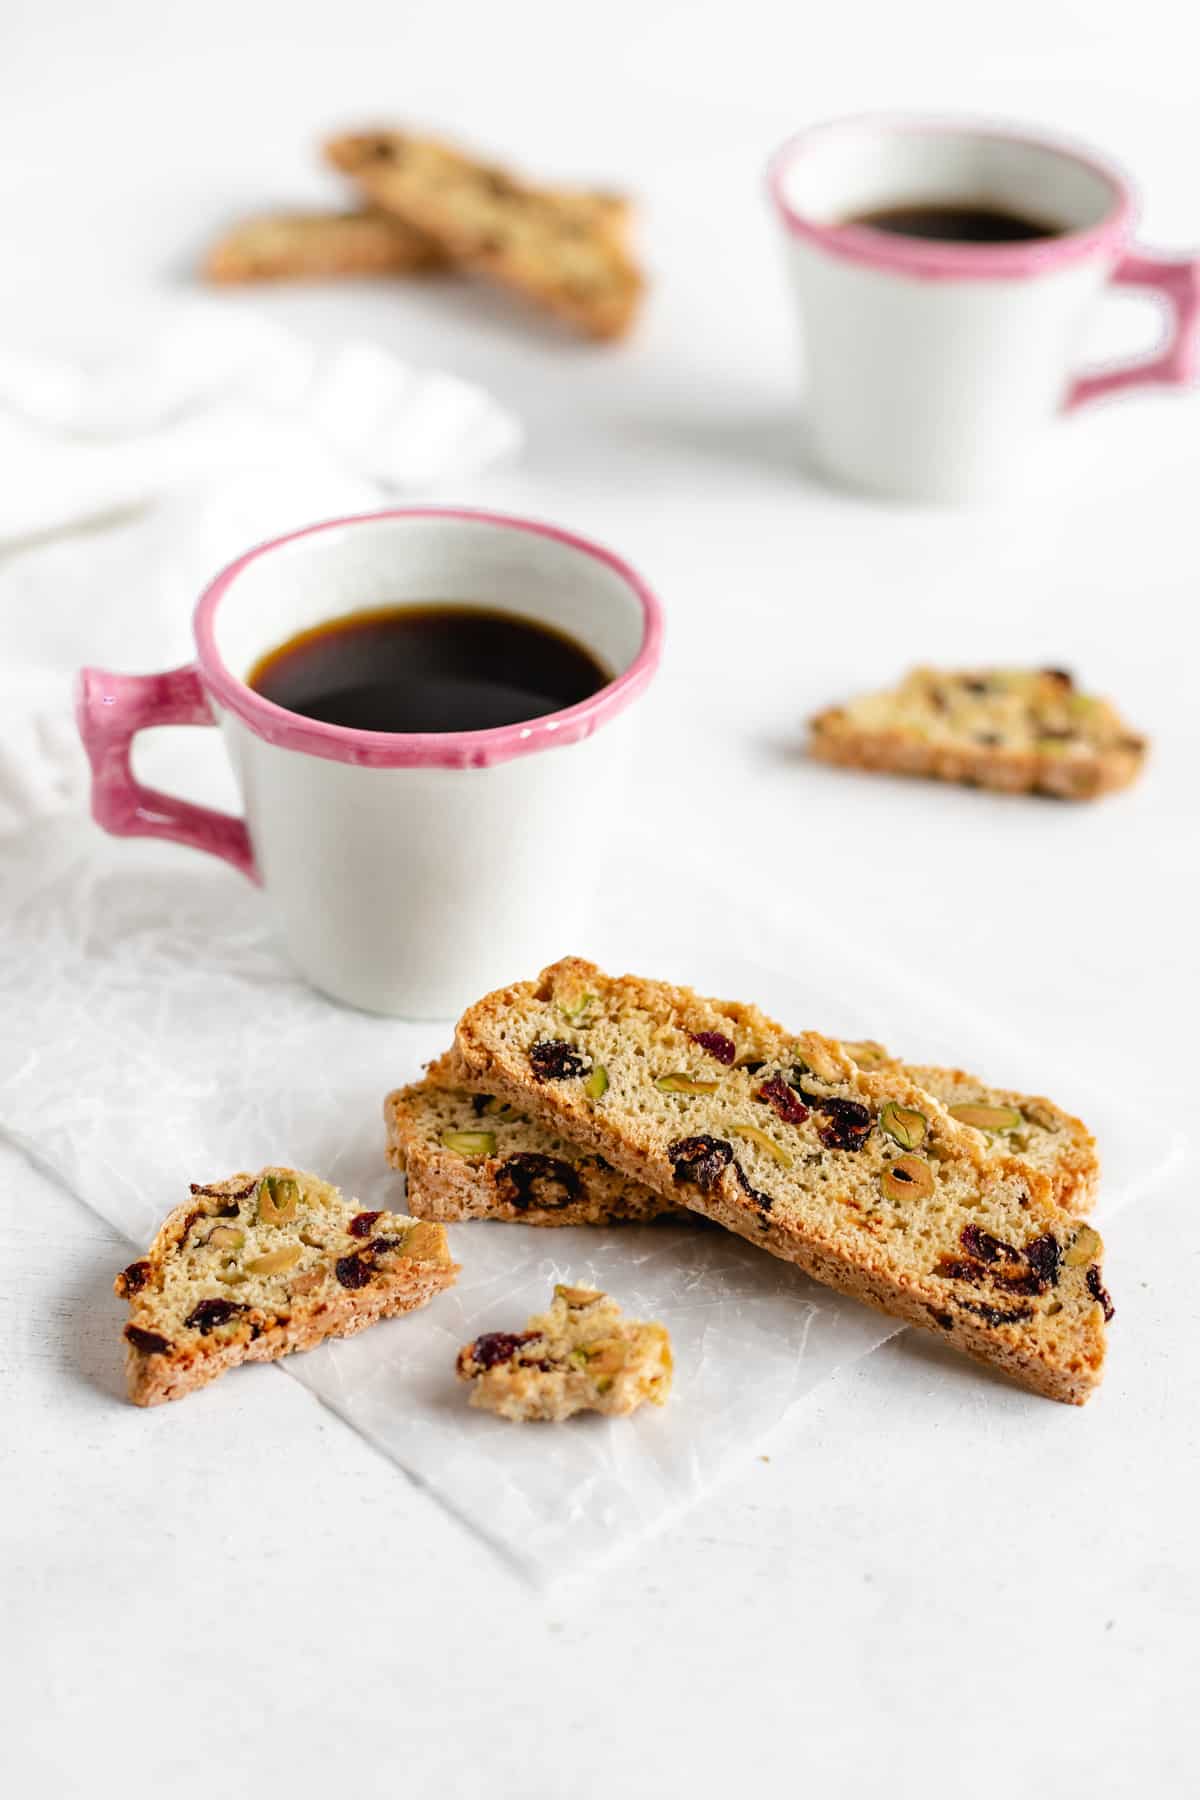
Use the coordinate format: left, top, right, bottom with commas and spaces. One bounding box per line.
393, 1041, 1095, 1219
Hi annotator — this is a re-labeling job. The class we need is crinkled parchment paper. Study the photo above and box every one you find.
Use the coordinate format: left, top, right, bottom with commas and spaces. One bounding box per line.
0, 820, 1178, 1582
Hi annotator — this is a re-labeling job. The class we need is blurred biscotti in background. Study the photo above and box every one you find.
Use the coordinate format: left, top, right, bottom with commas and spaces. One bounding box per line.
809, 667, 1147, 799
203, 127, 644, 340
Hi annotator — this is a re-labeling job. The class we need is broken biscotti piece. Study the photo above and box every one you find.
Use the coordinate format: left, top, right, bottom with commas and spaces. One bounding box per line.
326, 129, 644, 340
114, 1167, 458, 1406
388, 1044, 1097, 1224
809, 667, 1147, 800
453, 960, 1113, 1404
456, 1284, 673, 1421
204, 208, 449, 282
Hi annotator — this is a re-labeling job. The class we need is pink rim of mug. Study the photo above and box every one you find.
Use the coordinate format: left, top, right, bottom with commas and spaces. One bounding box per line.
193, 506, 664, 771
767, 113, 1137, 280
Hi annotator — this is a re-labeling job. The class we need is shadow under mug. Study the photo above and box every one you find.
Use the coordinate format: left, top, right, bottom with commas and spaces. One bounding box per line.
75, 508, 663, 1019
769, 114, 1200, 501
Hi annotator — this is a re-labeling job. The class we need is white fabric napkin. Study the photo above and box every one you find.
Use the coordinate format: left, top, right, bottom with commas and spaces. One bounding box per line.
0, 301, 522, 545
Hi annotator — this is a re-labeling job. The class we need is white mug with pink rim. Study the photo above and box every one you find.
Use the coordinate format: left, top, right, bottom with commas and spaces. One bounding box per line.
768, 115, 1200, 502
76, 508, 663, 1018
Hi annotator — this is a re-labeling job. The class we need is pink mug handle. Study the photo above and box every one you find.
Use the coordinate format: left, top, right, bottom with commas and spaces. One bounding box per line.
1067, 247, 1200, 410
75, 664, 259, 882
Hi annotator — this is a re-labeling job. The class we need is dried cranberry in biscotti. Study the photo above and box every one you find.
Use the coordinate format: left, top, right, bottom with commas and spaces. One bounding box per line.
529, 1040, 588, 1082
689, 1030, 736, 1065
667, 1135, 733, 1192
184, 1298, 247, 1334
348, 1211, 383, 1238
756, 1075, 809, 1126
496, 1153, 581, 1210
124, 1324, 170, 1355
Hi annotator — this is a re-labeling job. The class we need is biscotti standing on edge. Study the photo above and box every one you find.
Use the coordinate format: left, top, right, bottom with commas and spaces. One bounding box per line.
457, 1284, 673, 1422
204, 208, 449, 283
387, 1044, 1097, 1225
452, 959, 1113, 1405
809, 667, 1147, 800
326, 129, 644, 340
115, 1167, 459, 1405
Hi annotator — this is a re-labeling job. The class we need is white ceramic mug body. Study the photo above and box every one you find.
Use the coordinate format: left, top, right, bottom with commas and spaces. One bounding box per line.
79, 510, 662, 1019
769, 119, 1135, 502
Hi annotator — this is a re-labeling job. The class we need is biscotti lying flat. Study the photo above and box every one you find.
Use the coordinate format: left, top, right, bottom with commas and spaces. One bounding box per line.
457, 1284, 673, 1421
205, 191, 630, 285
810, 667, 1147, 799
451, 959, 1112, 1404
387, 1043, 1097, 1225
327, 129, 644, 339
204, 208, 448, 282
115, 1167, 458, 1405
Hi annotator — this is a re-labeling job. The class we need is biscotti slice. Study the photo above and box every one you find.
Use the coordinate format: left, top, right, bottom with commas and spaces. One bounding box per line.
453, 960, 1112, 1404
809, 667, 1147, 800
457, 1284, 673, 1421
204, 208, 448, 283
115, 1167, 458, 1406
326, 129, 643, 340
388, 1045, 1097, 1221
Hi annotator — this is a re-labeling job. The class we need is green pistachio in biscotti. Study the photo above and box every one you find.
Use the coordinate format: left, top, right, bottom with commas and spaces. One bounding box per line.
948, 1102, 1023, 1133
585, 1065, 609, 1099
880, 1101, 928, 1151
731, 1123, 792, 1168
655, 1073, 720, 1095
257, 1172, 300, 1225
441, 1130, 497, 1158
879, 1153, 936, 1203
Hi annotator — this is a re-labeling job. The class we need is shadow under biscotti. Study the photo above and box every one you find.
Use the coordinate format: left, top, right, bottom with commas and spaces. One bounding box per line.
62, 1250, 133, 1405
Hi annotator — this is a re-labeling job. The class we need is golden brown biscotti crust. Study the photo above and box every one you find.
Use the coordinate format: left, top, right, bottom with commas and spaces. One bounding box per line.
326, 129, 644, 340
452, 960, 1111, 1404
116, 1168, 458, 1405
809, 667, 1147, 800
204, 208, 448, 282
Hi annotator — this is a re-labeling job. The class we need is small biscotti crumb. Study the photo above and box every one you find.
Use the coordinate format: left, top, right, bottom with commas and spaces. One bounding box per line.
456, 1285, 673, 1421
809, 667, 1147, 800
116, 1167, 458, 1405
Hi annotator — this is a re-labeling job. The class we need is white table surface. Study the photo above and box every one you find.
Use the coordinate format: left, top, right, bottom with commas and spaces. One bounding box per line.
4, 2, 1199, 1794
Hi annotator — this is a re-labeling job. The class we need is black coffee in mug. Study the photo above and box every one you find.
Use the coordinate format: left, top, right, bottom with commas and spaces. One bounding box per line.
844, 201, 1063, 243
247, 604, 611, 734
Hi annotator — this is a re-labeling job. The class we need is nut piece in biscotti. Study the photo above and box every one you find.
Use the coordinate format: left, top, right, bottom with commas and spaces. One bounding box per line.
326, 129, 644, 340
204, 208, 449, 283
114, 1167, 459, 1406
456, 1284, 673, 1422
388, 1047, 1097, 1223
452, 959, 1113, 1405
809, 667, 1147, 800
